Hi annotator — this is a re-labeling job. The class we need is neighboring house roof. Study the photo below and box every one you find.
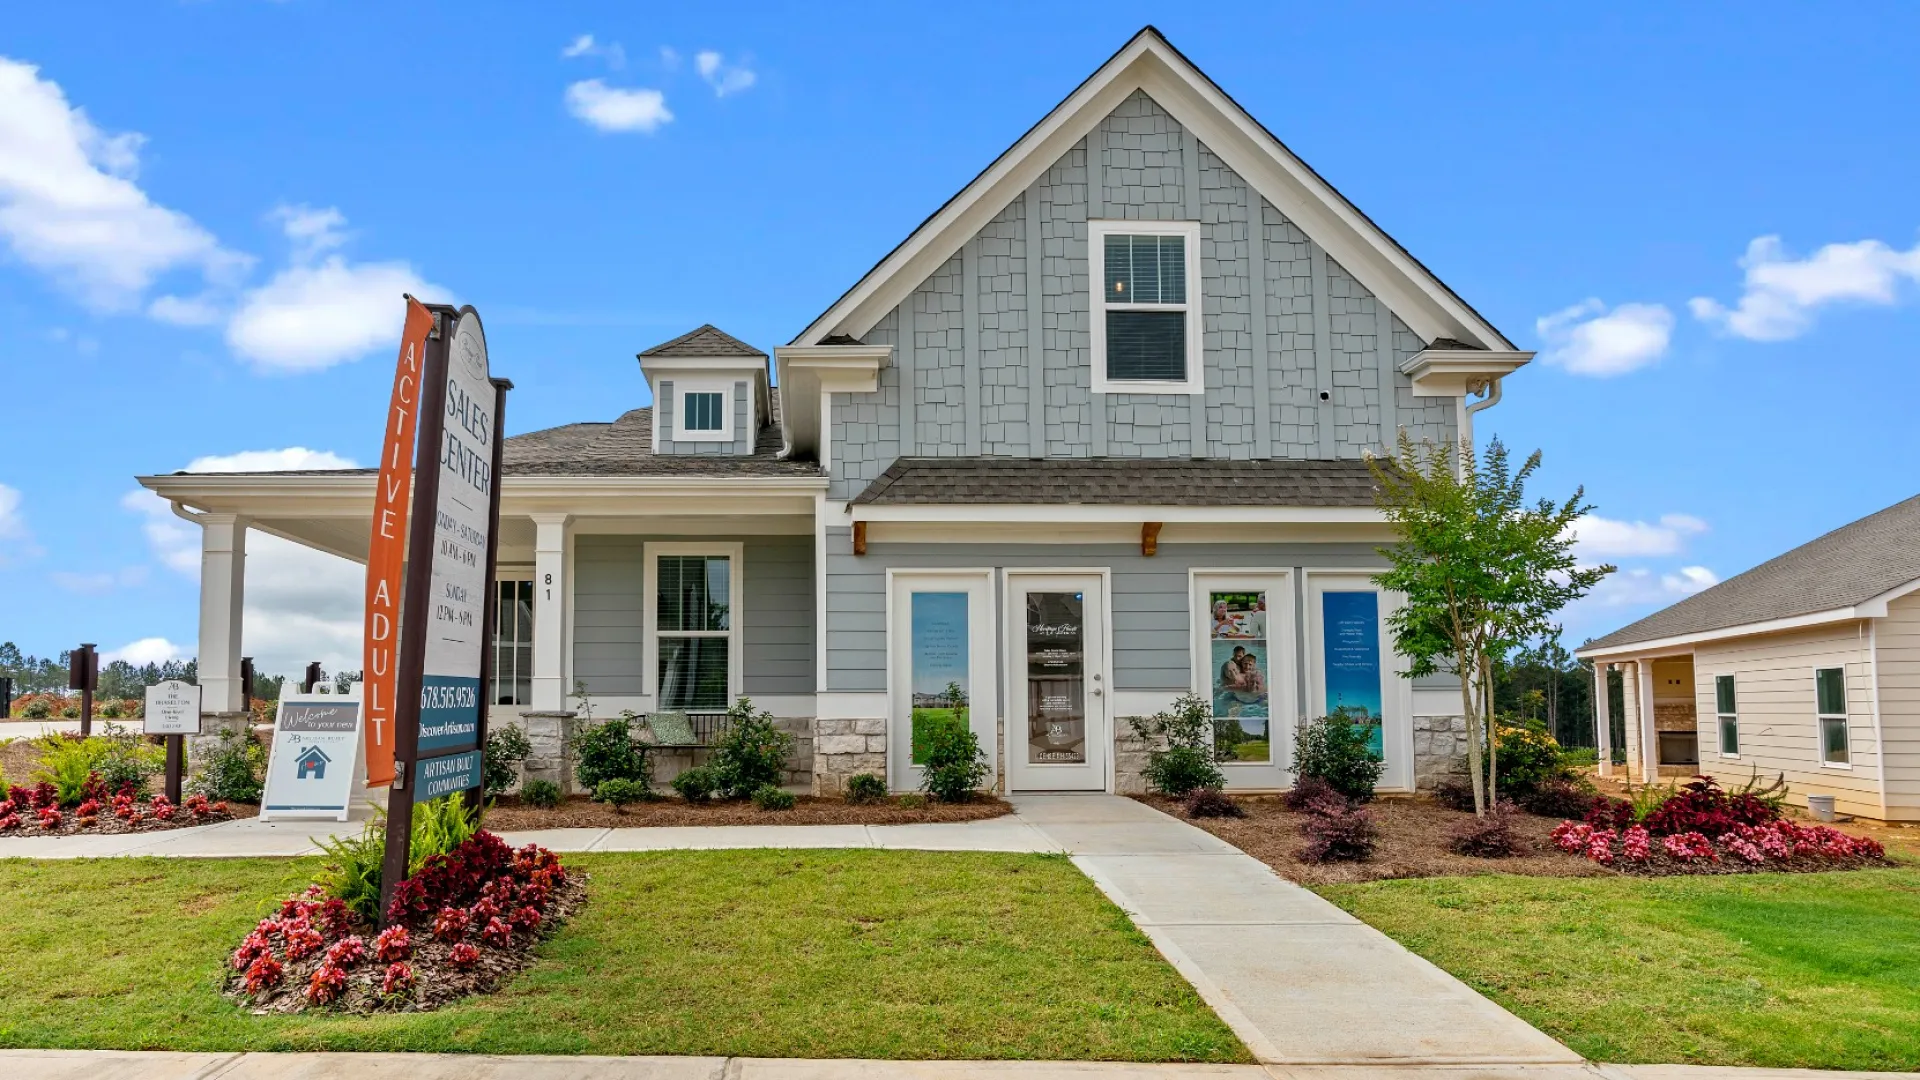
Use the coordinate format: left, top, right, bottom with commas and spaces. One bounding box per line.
1582, 493, 1920, 653
793, 25, 1514, 352
638, 324, 766, 358
853, 457, 1382, 506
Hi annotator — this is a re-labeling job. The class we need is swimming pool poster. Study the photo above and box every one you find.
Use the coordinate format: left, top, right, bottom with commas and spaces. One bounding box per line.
909, 592, 969, 765
1321, 590, 1384, 757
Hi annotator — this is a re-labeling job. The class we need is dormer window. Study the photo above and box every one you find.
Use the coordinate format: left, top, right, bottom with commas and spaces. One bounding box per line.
683, 391, 725, 432
670, 380, 734, 442
1090, 219, 1203, 395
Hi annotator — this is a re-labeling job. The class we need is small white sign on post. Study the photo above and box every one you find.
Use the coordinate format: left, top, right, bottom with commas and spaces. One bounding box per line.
261, 695, 365, 822
143, 680, 202, 735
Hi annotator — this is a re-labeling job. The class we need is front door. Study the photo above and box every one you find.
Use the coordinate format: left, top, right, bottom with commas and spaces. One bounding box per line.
887, 571, 996, 793
1006, 573, 1108, 792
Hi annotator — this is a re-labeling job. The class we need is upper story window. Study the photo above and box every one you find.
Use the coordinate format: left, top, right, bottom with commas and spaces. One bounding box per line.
671, 381, 734, 442
1089, 220, 1203, 396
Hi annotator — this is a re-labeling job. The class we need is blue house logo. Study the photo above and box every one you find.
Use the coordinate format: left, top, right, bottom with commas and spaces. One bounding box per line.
295, 746, 332, 780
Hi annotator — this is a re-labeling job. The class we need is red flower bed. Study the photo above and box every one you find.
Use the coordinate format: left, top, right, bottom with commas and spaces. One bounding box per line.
0, 785, 232, 836
1551, 818, 1885, 875
225, 832, 583, 1013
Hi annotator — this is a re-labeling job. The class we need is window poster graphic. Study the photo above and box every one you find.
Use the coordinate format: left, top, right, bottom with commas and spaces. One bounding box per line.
1025, 592, 1086, 764
1209, 591, 1270, 763
909, 592, 969, 766
1322, 590, 1384, 757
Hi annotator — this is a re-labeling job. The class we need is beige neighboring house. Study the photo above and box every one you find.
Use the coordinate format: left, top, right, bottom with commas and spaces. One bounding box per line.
1577, 494, 1920, 821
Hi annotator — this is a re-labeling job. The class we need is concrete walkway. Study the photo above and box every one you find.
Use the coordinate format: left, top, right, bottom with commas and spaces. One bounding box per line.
1011, 795, 1580, 1067
3, 1051, 1908, 1080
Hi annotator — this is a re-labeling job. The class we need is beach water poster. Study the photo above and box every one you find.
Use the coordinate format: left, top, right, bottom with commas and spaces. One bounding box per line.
1321, 590, 1384, 757
1208, 592, 1270, 762
909, 592, 969, 765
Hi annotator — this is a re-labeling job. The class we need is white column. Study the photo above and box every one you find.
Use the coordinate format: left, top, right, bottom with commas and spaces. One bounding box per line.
1593, 662, 1613, 778
1638, 659, 1659, 781
530, 513, 571, 712
1619, 661, 1641, 781
196, 513, 248, 715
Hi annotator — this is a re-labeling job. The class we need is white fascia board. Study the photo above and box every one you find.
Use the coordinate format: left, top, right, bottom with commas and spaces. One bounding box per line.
1400, 349, 1534, 397
139, 473, 828, 520
795, 34, 1513, 352
848, 503, 1386, 524
1576, 606, 1867, 661
1859, 575, 1920, 616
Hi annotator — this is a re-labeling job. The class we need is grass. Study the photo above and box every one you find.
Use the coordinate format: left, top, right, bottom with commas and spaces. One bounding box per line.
1318, 868, 1920, 1071
0, 849, 1244, 1062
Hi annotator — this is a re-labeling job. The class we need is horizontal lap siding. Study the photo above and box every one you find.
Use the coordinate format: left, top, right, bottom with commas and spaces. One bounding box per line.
573, 535, 815, 699
1692, 623, 1882, 817
1877, 594, 1920, 816
823, 530, 1388, 693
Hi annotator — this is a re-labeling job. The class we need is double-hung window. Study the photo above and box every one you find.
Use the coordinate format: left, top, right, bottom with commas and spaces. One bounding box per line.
671, 381, 734, 442
649, 546, 741, 711
1715, 674, 1738, 757
1814, 666, 1849, 765
1090, 220, 1203, 395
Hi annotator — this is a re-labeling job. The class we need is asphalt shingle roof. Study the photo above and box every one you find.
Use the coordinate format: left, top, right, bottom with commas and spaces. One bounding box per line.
638, 324, 766, 358
1584, 493, 1920, 651
852, 457, 1383, 506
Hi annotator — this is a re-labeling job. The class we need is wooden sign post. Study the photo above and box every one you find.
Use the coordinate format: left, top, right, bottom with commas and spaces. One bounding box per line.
375, 303, 509, 924
68, 643, 98, 736
143, 680, 202, 803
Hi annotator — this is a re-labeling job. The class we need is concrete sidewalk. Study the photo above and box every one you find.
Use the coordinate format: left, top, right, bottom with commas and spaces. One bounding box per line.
0, 812, 1062, 859
1012, 795, 1580, 1067
4, 1051, 1908, 1080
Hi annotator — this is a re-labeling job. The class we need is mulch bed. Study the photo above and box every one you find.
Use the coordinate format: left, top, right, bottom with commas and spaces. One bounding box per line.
482, 793, 1012, 830
0, 798, 256, 837
1135, 793, 1607, 886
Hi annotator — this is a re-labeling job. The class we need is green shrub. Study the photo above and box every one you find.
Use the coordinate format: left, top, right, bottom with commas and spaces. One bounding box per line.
751, 783, 796, 811
483, 724, 533, 796
710, 697, 793, 799
672, 765, 719, 803
316, 818, 386, 921
20, 698, 51, 719
520, 778, 563, 809
1292, 707, 1385, 802
843, 772, 888, 805
188, 726, 266, 803
919, 714, 989, 803
593, 777, 652, 811
1491, 720, 1571, 798
575, 712, 653, 796
95, 724, 163, 798
59, 702, 79, 719
1128, 693, 1226, 797
1559, 746, 1598, 768
99, 700, 124, 719
408, 793, 478, 874
33, 736, 109, 805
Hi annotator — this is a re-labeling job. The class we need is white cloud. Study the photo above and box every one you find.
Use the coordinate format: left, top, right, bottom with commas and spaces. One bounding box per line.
1690, 234, 1920, 342
1535, 298, 1674, 376
269, 203, 348, 261
227, 256, 439, 372
659, 46, 681, 71
148, 292, 225, 326
51, 566, 148, 594
561, 33, 626, 69
0, 481, 40, 566
695, 50, 755, 97
1585, 564, 1720, 608
122, 488, 199, 575
565, 79, 673, 133
1567, 513, 1708, 559
103, 637, 187, 667
184, 447, 358, 474
0, 56, 249, 310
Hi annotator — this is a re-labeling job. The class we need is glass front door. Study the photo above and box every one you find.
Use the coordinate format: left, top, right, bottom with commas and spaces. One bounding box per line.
888, 572, 996, 793
1007, 574, 1107, 792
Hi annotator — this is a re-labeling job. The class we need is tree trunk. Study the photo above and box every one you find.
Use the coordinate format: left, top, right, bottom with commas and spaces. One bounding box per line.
1482, 654, 1497, 806
1458, 649, 1486, 816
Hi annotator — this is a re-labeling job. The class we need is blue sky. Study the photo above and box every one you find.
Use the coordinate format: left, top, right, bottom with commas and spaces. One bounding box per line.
2, 1, 1917, 676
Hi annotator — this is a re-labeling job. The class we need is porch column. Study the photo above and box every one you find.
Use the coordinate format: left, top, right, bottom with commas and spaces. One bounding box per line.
1593, 662, 1612, 778
1638, 659, 1659, 780
1619, 661, 1641, 782
529, 513, 571, 712
196, 513, 248, 715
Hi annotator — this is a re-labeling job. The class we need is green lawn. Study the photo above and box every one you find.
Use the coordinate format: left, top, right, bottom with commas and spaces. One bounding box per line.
1318, 868, 1920, 1071
0, 850, 1244, 1062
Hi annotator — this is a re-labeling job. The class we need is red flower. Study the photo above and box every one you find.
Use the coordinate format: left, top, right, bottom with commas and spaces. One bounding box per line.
284, 925, 325, 961
75, 799, 100, 817
0, 814, 20, 831
305, 962, 348, 1005
381, 962, 415, 996
480, 916, 512, 948
374, 925, 412, 963
509, 905, 542, 933
231, 932, 273, 971
244, 955, 284, 994
324, 935, 367, 968
0, 799, 14, 817
469, 897, 502, 924
432, 906, 471, 942
447, 942, 480, 969
36, 808, 63, 829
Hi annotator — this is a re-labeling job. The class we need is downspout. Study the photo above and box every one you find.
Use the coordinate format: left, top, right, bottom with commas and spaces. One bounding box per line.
1460, 377, 1504, 455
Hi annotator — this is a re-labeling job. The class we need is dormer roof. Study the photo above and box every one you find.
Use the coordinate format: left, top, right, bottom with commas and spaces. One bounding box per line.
639, 324, 766, 359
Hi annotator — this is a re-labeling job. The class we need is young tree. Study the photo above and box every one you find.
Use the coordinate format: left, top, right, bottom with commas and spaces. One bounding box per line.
1370, 434, 1611, 814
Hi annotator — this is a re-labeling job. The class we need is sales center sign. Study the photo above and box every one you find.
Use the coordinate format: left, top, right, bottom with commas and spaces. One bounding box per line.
418, 312, 496, 754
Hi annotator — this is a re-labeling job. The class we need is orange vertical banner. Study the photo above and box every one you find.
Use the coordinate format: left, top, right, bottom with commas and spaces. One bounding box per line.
362, 296, 435, 787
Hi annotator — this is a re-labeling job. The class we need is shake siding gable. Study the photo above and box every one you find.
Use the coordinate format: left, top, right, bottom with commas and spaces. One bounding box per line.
1692, 623, 1883, 818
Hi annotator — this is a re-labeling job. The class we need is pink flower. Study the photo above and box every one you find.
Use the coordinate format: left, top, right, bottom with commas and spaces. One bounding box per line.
381, 962, 415, 996
244, 955, 284, 994
1550, 820, 1593, 854
448, 942, 480, 969
305, 962, 348, 1004
1584, 831, 1615, 865
480, 916, 512, 948
284, 925, 325, 961
374, 925, 412, 963
324, 935, 367, 968
1621, 826, 1652, 862
433, 906, 471, 942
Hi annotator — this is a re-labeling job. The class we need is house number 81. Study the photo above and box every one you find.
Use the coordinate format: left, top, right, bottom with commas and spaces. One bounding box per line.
545, 573, 553, 601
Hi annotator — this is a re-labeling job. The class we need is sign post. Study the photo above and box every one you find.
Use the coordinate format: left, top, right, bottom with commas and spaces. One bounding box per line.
144, 680, 202, 802
375, 303, 509, 923
1, 676, 13, 719
68, 643, 98, 737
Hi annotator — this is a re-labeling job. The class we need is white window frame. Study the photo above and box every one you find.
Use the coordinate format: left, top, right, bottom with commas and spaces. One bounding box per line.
885, 569, 999, 793
1189, 570, 1297, 791
1089, 219, 1204, 396
1713, 673, 1738, 759
1813, 665, 1851, 769
489, 572, 536, 709
643, 542, 744, 711
671, 379, 735, 443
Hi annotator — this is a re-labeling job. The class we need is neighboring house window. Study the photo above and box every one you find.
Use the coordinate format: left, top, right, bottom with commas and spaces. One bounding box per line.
670, 382, 734, 442
1815, 666, 1849, 765
683, 392, 724, 432
1089, 220, 1203, 395
648, 545, 741, 711
490, 578, 533, 706
1715, 674, 1738, 756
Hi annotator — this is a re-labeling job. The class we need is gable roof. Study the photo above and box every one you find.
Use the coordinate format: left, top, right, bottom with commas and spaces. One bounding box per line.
639, 324, 765, 358
1581, 494, 1920, 654
793, 25, 1513, 352
853, 457, 1382, 507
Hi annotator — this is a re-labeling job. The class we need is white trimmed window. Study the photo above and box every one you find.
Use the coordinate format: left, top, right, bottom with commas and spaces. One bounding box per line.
1815, 666, 1849, 766
489, 577, 534, 707
672, 381, 734, 442
1089, 219, 1204, 395
644, 543, 743, 711
1715, 674, 1737, 757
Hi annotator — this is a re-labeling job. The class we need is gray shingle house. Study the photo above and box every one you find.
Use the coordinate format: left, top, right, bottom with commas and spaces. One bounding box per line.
141, 28, 1531, 797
